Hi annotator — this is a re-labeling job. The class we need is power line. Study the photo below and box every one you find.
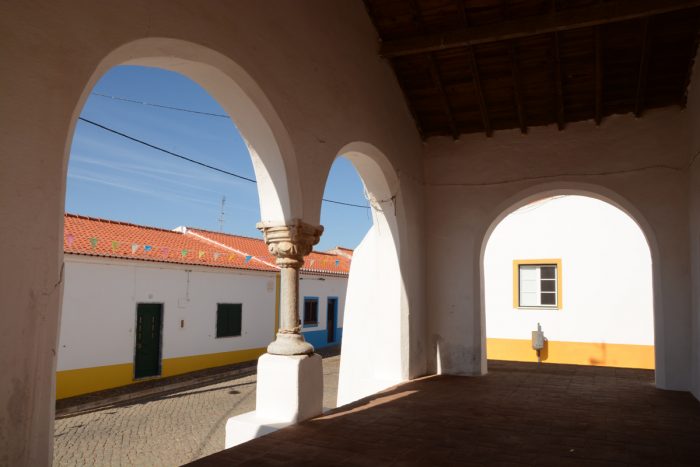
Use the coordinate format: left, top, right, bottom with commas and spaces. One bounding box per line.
77, 117, 370, 209
78, 117, 256, 182
91, 92, 230, 118
321, 198, 371, 209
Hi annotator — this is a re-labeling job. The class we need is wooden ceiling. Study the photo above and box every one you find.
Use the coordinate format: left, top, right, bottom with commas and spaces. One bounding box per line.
364, 0, 700, 138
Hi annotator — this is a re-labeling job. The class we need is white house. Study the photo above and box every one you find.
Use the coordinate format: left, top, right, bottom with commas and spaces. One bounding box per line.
484, 195, 654, 369
57, 214, 349, 399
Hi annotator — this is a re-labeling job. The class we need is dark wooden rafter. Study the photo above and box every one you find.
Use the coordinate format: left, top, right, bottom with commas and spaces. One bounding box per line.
455, 0, 492, 136
509, 41, 527, 133
681, 13, 700, 107
552, 32, 565, 130
427, 55, 459, 139
594, 26, 603, 125
381, 0, 700, 58
407, 0, 459, 139
634, 17, 651, 117
361, 0, 425, 139
366, 0, 700, 138
468, 46, 492, 136
455, 0, 468, 26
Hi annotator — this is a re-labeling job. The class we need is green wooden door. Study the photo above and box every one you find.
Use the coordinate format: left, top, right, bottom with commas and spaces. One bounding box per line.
135, 303, 162, 379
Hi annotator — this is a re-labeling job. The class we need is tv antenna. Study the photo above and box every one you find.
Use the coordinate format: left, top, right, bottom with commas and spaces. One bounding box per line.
218, 196, 226, 232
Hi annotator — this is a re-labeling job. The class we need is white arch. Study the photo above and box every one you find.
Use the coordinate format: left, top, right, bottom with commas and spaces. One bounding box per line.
63, 37, 302, 224
477, 181, 667, 386
331, 142, 409, 406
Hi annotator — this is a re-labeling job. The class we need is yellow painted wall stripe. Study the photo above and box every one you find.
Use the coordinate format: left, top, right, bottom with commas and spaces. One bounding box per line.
487, 337, 654, 369
56, 363, 134, 400
56, 347, 267, 400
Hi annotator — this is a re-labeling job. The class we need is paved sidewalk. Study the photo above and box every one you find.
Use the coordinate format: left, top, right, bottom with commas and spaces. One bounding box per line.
53, 355, 340, 466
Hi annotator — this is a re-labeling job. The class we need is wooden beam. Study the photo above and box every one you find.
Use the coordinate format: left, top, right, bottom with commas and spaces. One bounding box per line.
680, 13, 700, 108
454, 0, 469, 26
634, 17, 651, 117
380, 0, 700, 58
428, 54, 459, 139
362, 0, 426, 138
509, 41, 527, 134
552, 32, 565, 131
407, 0, 458, 138
468, 47, 492, 137
594, 27, 603, 125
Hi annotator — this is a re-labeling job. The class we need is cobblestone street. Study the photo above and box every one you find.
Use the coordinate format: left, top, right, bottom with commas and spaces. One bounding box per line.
53, 356, 340, 466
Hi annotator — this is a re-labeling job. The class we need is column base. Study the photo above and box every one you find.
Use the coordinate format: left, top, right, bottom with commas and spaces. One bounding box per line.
267, 332, 315, 356
224, 353, 323, 448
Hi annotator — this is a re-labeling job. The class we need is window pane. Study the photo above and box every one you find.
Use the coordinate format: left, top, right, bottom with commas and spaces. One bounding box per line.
541, 280, 556, 292
520, 291, 539, 307
519, 265, 538, 280
304, 299, 318, 324
540, 266, 556, 279
540, 293, 556, 305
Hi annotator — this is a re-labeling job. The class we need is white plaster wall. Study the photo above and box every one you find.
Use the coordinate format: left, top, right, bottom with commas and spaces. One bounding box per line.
298, 275, 347, 332
337, 214, 404, 406
58, 256, 276, 371
0, 2, 426, 462
484, 196, 653, 346
425, 108, 691, 392
687, 51, 700, 401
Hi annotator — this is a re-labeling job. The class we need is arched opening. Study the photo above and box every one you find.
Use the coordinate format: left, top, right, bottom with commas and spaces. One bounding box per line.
63, 38, 301, 224
479, 184, 663, 384
55, 39, 299, 463
321, 143, 406, 407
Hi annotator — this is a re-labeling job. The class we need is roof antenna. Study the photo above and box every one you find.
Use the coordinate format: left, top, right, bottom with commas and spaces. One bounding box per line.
218, 196, 226, 232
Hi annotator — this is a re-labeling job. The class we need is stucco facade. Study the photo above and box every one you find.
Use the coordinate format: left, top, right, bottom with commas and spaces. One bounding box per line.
484, 195, 654, 368
2, 2, 700, 465
58, 255, 347, 400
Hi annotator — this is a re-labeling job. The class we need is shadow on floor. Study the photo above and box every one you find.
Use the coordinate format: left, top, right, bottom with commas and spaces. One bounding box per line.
189, 360, 700, 466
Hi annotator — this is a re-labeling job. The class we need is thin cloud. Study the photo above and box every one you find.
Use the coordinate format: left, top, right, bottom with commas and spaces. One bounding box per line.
68, 171, 220, 208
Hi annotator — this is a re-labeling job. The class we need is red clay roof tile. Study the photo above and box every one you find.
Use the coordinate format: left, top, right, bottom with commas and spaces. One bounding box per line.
64, 214, 350, 276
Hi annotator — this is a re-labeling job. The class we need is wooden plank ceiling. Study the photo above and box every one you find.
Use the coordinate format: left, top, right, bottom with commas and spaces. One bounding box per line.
364, 0, 700, 138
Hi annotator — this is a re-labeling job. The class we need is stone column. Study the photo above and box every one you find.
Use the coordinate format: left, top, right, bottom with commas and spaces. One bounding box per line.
257, 219, 323, 356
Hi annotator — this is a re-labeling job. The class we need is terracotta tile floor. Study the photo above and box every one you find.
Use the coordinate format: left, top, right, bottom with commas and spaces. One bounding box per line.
189, 361, 700, 466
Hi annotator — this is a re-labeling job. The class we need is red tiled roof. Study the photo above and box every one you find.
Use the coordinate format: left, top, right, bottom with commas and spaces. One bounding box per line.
187, 228, 351, 276
64, 214, 350, 276
64, 214, 278, 272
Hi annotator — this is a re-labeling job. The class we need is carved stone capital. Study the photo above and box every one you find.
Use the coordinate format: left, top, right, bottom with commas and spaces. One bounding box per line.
256, 219, 324, 268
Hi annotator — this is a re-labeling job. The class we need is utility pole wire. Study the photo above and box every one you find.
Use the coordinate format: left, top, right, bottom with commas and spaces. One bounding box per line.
77, 117, 371, 209
91, 92, 230, 118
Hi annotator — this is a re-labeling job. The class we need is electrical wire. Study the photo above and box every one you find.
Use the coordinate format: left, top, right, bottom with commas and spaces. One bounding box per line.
77, 117, 371, 209
78, 117, 256, 183
91, 92, 230, 118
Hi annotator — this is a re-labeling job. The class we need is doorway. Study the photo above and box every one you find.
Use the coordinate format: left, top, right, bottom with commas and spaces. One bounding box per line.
135, 303, 163, 379
327, 297, 338, 344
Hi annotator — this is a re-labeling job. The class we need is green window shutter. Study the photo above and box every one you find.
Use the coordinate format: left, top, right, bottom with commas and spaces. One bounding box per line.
216, 303, 242, 337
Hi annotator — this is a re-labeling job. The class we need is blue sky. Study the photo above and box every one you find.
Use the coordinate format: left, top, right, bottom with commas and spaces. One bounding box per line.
67, 66, 371, 251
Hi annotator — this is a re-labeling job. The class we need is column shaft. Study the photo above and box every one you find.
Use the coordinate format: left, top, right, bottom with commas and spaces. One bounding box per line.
279, 265, 300, 333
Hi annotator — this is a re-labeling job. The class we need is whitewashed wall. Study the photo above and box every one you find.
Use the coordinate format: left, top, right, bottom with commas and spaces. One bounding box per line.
58, 256, 277, 372
484, 195, 654, 346
337, 217, 404, 407
299, 274, 347, 339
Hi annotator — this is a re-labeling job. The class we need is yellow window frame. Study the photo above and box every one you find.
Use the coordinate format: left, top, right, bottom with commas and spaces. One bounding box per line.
512, 259, 563, 309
